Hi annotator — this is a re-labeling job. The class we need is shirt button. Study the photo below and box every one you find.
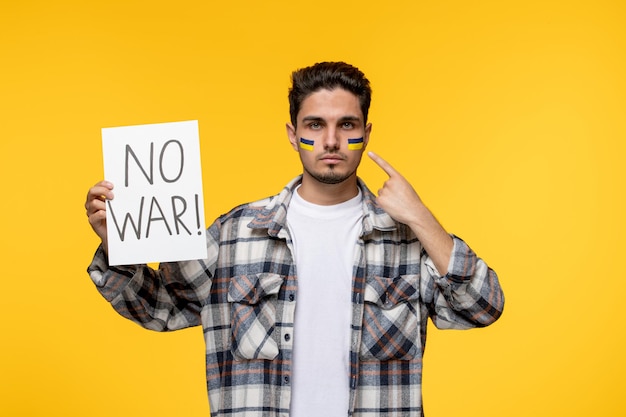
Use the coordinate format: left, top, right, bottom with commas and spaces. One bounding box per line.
288, 293, 295, 302
284, 333, 291, 341
284, 376, 290, 384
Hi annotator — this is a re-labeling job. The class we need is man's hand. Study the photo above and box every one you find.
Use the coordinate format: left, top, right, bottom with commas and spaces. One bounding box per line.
367, 151, 425, 226
85, 180, 114, 251
368, 151, 453, 274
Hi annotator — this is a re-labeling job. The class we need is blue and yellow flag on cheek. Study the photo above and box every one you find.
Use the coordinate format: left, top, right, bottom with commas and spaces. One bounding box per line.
348, 137, 364, 150
299, 138, 314, 151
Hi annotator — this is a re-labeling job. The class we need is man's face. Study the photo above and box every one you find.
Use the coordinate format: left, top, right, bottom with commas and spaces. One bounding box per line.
286, 88, 372, 185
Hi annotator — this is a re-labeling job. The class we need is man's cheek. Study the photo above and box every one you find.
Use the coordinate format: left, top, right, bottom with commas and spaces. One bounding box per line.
299, 138, 315, 151
347, 137, 364, 150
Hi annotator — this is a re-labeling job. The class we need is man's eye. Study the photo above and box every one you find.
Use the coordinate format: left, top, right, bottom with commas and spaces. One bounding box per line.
342, 122, 354, 128
310, 122, 321, 129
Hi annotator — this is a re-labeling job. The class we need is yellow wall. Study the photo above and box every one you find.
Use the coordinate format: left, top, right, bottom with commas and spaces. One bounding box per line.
1, 1, 624, 415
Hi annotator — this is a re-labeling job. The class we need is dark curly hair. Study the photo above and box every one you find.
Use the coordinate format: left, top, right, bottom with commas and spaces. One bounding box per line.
288, 61, 372, 127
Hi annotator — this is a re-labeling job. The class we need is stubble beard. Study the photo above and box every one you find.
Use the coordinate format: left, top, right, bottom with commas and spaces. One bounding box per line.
304, 165, 357, 185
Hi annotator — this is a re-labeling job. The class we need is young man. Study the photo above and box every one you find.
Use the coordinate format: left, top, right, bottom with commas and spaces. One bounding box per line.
85, 61, 504, 417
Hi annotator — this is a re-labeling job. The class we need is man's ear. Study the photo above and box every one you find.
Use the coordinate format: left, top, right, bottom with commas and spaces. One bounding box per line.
286, 123, 299, 152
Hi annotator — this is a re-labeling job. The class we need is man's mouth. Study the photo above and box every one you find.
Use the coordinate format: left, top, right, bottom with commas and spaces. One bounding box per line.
319, 153, 346, 163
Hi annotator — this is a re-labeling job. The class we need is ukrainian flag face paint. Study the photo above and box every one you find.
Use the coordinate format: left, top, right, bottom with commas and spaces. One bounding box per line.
347, 137, 364, 150
300, 137, 364, 151
299, 138, 314, 151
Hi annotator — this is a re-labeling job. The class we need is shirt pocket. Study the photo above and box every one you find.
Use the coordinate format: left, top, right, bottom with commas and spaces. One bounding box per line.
360, 275, 420, 361
227, 273, 284, 361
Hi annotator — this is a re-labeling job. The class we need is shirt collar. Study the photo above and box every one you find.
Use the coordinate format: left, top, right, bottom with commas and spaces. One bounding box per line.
247, 175, 397, 237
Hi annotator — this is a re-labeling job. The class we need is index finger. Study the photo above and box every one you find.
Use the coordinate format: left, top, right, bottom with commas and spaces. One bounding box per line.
367, 151, 398, 177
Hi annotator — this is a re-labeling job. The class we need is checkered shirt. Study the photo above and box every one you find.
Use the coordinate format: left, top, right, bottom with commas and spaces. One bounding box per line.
88, 176, 504, 417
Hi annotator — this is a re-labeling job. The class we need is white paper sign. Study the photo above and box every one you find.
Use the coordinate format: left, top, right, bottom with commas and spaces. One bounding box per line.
102, 120, 207, 266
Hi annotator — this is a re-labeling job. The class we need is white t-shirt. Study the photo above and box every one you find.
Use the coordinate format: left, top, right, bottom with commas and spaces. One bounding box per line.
287, 186, 363, 417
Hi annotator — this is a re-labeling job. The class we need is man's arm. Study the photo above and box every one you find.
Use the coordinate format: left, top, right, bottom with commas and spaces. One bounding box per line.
367, 152, 453, 275
367, 152, 504, 327
84, 180, 213, 331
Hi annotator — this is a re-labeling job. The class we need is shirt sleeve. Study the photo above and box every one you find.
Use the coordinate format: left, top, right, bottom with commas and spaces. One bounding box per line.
86, 223, 219, 332
420, 235, 504, 330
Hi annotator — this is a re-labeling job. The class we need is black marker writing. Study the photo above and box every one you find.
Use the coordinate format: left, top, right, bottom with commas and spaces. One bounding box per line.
125, 139, 185, 186
108, 194, 201, 241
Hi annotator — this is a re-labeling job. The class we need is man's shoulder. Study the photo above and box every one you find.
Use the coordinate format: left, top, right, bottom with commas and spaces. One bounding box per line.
217, 195, 275, 222
216, 177, 301, 225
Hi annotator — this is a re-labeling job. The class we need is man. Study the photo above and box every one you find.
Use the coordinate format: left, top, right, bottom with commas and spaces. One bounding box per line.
85, 61, 504, 417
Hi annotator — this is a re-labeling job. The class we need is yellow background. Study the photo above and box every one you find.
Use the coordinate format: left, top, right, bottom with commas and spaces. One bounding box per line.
1, 1, 624, 416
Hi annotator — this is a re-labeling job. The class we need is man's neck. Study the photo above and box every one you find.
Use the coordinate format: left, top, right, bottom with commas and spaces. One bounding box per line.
296, 174, 360, 206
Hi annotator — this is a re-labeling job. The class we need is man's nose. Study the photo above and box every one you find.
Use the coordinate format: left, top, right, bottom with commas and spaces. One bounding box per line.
322, 128, 340, 150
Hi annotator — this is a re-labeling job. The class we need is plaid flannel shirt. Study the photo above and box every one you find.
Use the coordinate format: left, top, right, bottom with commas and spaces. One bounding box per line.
88, 176, 504, 417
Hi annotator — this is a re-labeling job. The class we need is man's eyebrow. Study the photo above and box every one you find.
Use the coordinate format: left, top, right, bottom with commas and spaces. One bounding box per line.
338, 115, 361, 122
301, 116, 324, 122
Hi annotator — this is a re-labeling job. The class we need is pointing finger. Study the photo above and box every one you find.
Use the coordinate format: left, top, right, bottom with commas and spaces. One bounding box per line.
367, 151, 398, 177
